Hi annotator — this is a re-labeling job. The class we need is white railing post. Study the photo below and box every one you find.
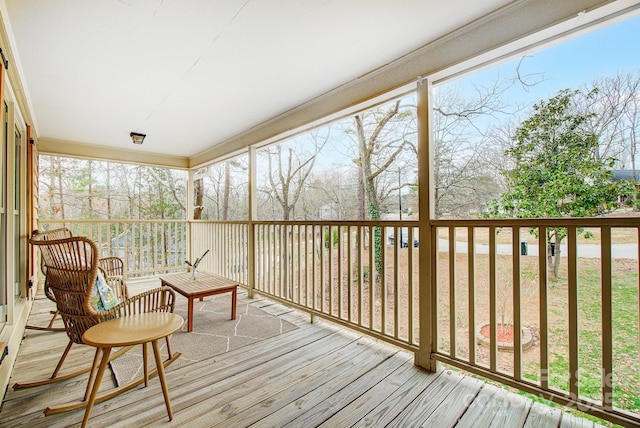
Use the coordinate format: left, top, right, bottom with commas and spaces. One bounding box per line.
246, 147, 257, 298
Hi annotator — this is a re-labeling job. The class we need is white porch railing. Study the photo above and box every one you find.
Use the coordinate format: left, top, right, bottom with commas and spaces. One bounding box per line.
189, 221, 249, 285
37, 217, 640, 425
431, 218, 640, 426
37, 219, 188, 277
253, 221, 420, 350
190, 220, 419, 350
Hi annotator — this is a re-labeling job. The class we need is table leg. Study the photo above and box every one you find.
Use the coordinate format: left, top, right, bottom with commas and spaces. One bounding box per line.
142, 342, 148, 387
187, 297, 194, 332
82, 346, 112, 428
83, 347, 102, 402
231, 287, 237, 320
152, 339, 173, 420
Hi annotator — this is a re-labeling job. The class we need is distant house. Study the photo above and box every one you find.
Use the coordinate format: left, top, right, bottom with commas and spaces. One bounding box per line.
611, 170, 640, 183
610, 170, 640, 207
318, 204, 339, 220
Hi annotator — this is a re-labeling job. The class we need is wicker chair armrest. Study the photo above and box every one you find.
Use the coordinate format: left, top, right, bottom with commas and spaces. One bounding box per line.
99, 256, 125, 278
105, 275, 129, 301
99, 286, 176, 321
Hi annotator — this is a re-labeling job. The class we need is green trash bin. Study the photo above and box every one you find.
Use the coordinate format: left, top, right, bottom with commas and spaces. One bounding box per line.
520, 240, 528, 256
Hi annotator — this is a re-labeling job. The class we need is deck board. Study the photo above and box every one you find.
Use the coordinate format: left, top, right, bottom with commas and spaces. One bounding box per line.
350, 368, 444, 426
419, 374, 485, 426
386, 369, 468, 427
317, 353, 423, 427
277, 351, 412, 428
0, 279, 603, 428
523, 401, 563, 428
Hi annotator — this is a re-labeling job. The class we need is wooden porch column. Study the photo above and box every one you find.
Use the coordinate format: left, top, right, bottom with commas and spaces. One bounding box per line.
186, 169, 194, 264
247, 147, 256, 299
416, 77, 436, 371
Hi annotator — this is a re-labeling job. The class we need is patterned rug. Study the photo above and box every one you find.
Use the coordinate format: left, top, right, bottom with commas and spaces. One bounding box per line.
109, 294, 297, 386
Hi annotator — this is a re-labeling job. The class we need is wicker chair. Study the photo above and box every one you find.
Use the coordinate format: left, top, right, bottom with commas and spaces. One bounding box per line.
26, 228, 74, 332
27, 228, 128, 331
15, 232, 181, 391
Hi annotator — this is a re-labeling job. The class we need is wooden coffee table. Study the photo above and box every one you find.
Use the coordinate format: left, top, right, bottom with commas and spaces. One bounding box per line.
159, 272, 238, 332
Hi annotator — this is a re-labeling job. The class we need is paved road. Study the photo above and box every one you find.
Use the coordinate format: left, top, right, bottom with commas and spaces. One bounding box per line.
438, 239, 637, 260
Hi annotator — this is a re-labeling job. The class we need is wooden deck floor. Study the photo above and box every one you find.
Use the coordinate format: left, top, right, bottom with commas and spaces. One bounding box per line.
0, 279, 602, 427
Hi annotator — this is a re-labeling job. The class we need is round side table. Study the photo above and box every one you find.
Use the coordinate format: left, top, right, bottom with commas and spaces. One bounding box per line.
81, 312, 184, 428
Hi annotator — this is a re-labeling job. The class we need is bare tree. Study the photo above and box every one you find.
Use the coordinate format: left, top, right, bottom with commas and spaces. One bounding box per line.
348, 100, 417, 221
574, 73, 638, 163
432, 70, 537, 217
341, 99, 417, 276
199, 158, 248, 220
260, 131, 329, 220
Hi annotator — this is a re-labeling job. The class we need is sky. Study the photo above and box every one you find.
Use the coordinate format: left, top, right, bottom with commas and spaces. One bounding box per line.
451, 13, 640, 110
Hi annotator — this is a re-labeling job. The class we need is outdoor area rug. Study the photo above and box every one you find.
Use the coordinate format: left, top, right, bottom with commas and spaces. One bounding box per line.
109, 294, 298, 386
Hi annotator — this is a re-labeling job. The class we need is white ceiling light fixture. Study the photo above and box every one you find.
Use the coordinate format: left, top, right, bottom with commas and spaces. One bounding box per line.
130, 132, 146, 144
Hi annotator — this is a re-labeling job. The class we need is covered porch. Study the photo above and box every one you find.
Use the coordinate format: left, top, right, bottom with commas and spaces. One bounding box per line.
0, 1, 638, 427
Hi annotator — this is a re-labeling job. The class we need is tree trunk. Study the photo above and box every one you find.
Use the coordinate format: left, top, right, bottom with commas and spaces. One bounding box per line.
106, 163, 112, 219
56, 157, 65, 219
222, 162, 230, 220
357, 173, 365, 220
194, 178, 204, 220
88, 160, 93, 217
553, 233, 562, 278
547, 229, 561, 279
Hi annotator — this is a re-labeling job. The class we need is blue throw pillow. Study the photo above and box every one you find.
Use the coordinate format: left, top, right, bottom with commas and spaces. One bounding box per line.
90, 270, 119, 311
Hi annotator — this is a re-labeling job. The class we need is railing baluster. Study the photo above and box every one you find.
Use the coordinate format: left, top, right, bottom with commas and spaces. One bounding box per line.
262, 225, 266, 289
267, 224, 271, 295
328, 223, 332, 312
357, 225, 363, 326
381, 226, 387, 334
539, 227, 549, 390
335, 225, 340, 318
489, 225, 497, 372
275, 224, 279, 296
513, 226, 522, 380
468, 226, 476, 365
395, 225, 401, 339
279, 224, 284, 297
347, 225, 353, 323
297, 224, 302, 305
312, 224, 316, 310
431, 225, 438, 355
369, 225, 374, 331
601, 226, 612, 409
567, 226, 579, 399
449, 227, 456, 358
152, 222, 157, 273
289, 224, 293, 301
307, 225, 311, 309
408, 226, 414, 344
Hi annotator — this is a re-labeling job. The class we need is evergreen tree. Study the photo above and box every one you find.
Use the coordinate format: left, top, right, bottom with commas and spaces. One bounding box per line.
489, 89, 634, 276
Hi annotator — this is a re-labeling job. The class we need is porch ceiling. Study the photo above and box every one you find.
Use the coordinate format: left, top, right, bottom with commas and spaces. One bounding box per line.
1, 0, 630, 165
2, 0, 511, 159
